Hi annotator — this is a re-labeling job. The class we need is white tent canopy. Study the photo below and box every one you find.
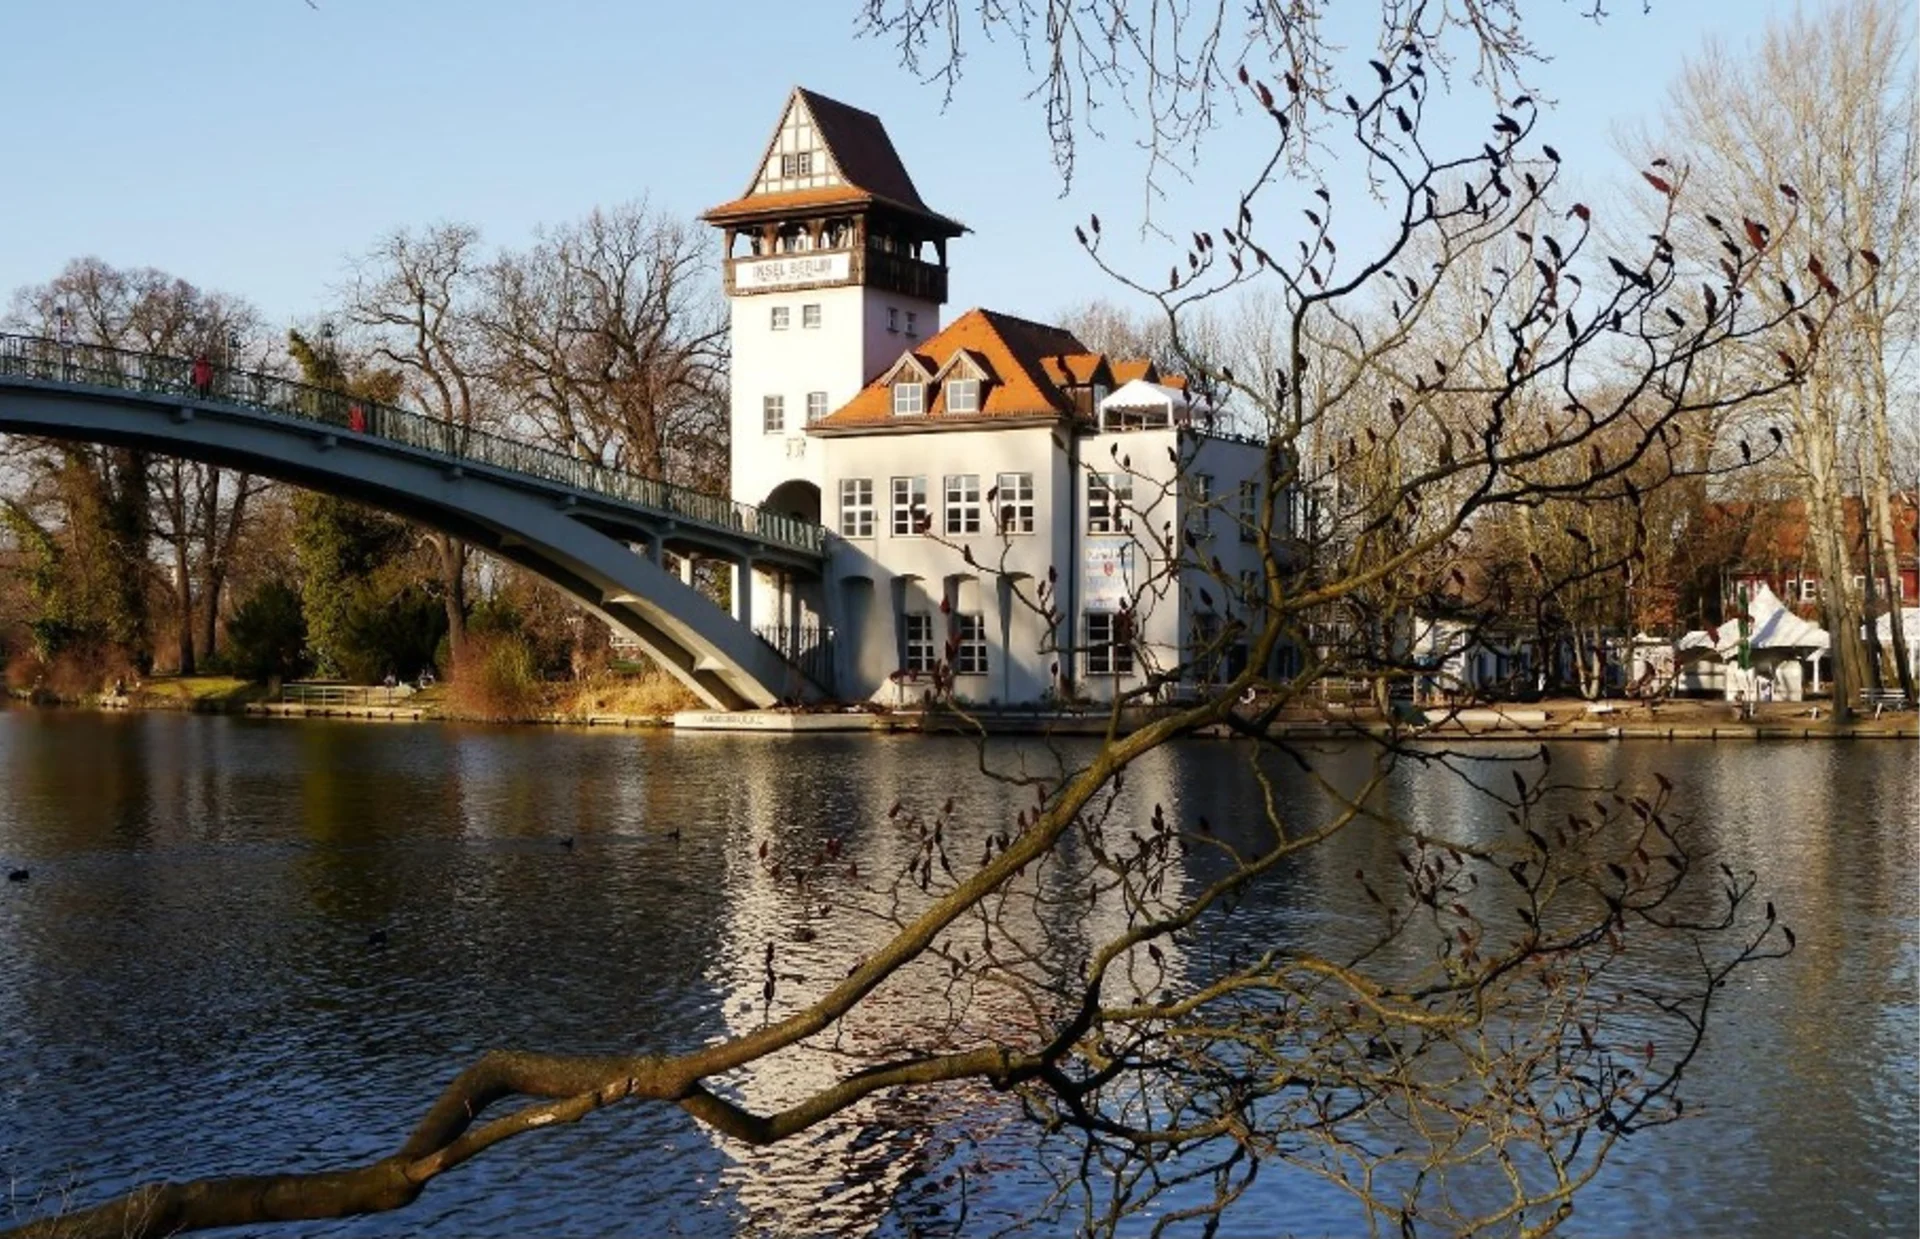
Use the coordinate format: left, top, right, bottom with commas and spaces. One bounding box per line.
1869, 607, 1920, 681
1674, 585, 1829, 700
1679, 585, 1829, 655
1871, 606, 1920, 647
1099, 379, 1190, 429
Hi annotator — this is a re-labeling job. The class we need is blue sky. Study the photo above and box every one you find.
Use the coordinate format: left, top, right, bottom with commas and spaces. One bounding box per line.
1, 1, 1806, 333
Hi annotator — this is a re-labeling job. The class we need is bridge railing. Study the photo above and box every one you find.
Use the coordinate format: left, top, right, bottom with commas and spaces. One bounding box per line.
757, 623, 836, 690
0, 333, 825, 558
280, 681, 417, 707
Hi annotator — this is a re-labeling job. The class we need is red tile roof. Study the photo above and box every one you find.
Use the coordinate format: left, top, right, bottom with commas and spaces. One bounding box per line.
1039, 352, 1112, 388
812, 308, 1177, 431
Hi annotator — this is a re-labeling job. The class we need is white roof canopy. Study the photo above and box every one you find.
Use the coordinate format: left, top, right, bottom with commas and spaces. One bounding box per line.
1678, 584, 1830, 658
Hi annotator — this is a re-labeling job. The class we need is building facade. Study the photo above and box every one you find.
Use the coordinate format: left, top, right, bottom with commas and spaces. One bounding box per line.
705, 89, 1293, 706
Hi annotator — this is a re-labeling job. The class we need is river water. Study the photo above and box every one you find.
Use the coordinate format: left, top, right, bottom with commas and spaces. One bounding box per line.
0, 709, 1912, 1237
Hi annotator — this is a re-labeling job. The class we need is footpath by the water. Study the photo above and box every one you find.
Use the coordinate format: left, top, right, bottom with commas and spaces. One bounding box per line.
675, 695, 1919, 741
35, 683, 1920, 742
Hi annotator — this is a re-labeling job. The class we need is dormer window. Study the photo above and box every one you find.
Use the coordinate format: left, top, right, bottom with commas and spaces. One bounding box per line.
946, 378, 980, 414
893, 382, 926, 417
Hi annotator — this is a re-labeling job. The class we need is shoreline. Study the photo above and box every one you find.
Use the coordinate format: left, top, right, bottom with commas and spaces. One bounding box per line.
20, 689, 1916, 742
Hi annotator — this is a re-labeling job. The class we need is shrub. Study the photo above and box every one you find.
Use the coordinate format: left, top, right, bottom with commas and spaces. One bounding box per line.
221, 581, 311, 682
443, 631, 546, 723
557, 668, 700, 719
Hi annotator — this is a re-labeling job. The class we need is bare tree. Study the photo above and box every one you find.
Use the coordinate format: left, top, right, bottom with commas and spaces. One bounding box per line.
860, 0, 1609, 196
482, 201, 730, 492
344, 223, 501, 655
1625, 0, 1918, 714
5, 259, 267, 674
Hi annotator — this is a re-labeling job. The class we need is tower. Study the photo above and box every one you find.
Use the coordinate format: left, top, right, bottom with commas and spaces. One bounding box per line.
703, 87, 965, 522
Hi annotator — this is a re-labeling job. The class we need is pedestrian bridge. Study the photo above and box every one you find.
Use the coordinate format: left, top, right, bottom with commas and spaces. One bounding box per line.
0, 333, 829, 710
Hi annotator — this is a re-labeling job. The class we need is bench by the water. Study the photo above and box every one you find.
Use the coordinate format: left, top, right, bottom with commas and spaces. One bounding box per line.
1858, 688, 1911, 718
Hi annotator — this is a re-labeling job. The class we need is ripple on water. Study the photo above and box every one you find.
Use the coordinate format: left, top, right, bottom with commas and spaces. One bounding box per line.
0, 716, 1913, 1237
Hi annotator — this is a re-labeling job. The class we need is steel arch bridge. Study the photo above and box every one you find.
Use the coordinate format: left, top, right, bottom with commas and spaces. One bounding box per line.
0, 334, 829, 710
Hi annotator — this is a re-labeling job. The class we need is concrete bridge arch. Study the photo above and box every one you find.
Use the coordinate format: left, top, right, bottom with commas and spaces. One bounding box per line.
0, 336, 829, 710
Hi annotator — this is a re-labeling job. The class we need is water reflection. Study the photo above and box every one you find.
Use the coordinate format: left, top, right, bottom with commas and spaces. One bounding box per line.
0, 710, 1911, 1237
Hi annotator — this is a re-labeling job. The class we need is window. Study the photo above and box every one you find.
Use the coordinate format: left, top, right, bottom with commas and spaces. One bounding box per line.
893, 381, 925, 417
944, 474, 982, 535
887, 307, 900, 333
1088, 472, 1132, 533
946, 378, 980, 413
770, 306, 790, 331
802, 303, 822, 329
762, 395, 784, 434
1187, 473, 1213, 536
780, 151, 813, 178
891, 476, 928, 535
903, 612, 935, 674
839, 478, 874, 537
995, 472, 1035, 534
1085, 611, 1135, 676
906, 310, 920, 337
1190, 611, 1223, 680
806, 391, 829, 423
1800, 579, 1819, 603
954, 613, 988, 675
1239, 480, 1261, 543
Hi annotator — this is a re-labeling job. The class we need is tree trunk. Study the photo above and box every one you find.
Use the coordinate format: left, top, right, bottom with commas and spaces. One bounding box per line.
430, 531, 468, 657
174, 538, 195, 678
1871, 482, 1915, 700
199, 471, 255, 665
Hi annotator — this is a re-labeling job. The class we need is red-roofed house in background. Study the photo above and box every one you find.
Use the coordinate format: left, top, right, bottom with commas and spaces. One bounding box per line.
1710, 491, 1917, 621
705, 88, 1297, 706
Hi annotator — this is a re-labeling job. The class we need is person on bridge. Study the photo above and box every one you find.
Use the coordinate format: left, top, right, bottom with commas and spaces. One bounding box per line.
191, 353, 213, 397
348, 402, 367, 433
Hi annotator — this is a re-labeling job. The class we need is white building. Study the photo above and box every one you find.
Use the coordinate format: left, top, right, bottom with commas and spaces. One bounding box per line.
706, 88, 1295, 706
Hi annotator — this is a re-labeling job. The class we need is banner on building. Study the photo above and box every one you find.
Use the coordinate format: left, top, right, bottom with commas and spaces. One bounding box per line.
733, 253, 851, 291
1083, 540, 1135, 613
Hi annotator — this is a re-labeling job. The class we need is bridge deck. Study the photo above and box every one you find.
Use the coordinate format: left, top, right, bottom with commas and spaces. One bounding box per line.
0, 333, 826, 561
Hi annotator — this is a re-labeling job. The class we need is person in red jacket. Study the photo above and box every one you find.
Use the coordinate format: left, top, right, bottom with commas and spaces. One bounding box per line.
191, 353, 212, 397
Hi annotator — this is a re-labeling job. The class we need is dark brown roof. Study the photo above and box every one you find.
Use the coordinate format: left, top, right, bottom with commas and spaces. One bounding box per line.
797, 88, 925, 212
703, 88, 965, 235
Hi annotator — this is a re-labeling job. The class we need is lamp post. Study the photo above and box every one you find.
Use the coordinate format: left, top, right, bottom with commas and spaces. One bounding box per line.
55, 305, 73, 378
316, 321, 341, 420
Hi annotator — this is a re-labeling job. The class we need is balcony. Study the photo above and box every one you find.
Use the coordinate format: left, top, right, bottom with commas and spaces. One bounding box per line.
722, 247, 947, 303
